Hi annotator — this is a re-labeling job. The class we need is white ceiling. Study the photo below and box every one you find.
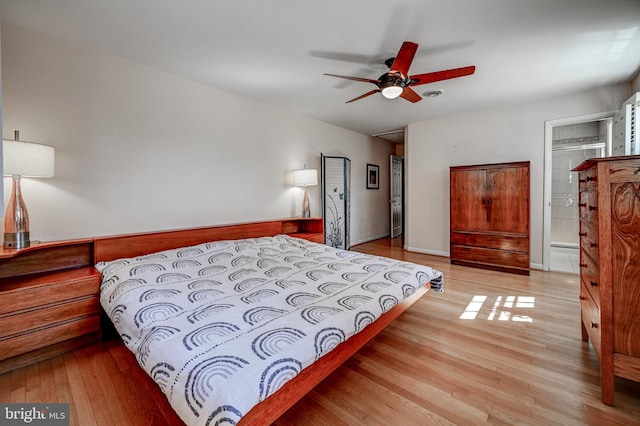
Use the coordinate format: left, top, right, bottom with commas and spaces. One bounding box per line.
2, 0, 640, 142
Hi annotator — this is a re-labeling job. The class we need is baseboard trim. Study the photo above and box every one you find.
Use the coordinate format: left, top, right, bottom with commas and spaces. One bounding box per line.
404, 246, 449, 257
350, 232, 390, 247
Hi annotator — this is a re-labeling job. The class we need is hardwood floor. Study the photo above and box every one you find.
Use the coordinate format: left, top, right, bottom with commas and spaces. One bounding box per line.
2, 237, 639, 425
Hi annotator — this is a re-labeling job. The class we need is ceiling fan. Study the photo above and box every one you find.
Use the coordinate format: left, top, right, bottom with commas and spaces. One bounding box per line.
324, 41, 476, 103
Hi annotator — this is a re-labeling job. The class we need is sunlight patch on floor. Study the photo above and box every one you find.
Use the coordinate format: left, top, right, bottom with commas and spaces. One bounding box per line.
461, 295, 534, 322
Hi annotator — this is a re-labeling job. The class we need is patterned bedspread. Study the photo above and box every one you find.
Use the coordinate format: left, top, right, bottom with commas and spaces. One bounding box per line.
96, 235, 443, 425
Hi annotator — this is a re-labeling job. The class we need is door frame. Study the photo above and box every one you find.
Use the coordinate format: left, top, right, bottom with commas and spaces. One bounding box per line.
542, 111, 614, 271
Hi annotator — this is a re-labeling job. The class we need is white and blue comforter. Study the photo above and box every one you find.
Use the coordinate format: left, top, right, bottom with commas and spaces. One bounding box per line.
96, 234, 443, 425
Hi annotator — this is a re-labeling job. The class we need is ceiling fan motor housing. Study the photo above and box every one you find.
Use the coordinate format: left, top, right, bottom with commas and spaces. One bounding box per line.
378, 72, 408, 90
378, 72, 408, 99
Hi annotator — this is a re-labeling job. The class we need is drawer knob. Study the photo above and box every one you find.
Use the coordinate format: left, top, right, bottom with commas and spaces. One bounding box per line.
579, 295, 586, 301
579, 232, 587, 237
590, 242, 598, 248
580, 263, 588, 268
590, 281, 598, 287
586, 176, 596, 182
579, 179, 586, 183
589, 205, 597, 211
591, 321, 598, 329
579, 203, 587, 208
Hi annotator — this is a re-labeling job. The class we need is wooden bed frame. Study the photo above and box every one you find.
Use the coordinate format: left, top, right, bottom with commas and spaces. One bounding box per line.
93, 220, 430, 425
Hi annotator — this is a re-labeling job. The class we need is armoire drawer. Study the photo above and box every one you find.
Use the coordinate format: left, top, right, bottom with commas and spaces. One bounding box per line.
451, 245, 529, 269
450, 232, 528, 252
581, 283, 601, 361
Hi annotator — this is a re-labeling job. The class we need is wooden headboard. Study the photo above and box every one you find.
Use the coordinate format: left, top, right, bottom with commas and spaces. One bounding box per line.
93, 220, 282, 263
93, 218, 323, 263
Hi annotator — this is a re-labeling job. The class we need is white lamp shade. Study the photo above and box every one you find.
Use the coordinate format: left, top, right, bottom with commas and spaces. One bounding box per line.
3, 139, 55, 177
381, 86, 403, 99
292, 168, 318, 187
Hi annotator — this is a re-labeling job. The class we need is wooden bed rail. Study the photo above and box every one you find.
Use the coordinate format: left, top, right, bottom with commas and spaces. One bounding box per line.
239, 286, 428, 425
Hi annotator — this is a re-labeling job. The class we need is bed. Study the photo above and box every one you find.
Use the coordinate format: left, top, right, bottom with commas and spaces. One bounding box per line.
93, 221, 443, 425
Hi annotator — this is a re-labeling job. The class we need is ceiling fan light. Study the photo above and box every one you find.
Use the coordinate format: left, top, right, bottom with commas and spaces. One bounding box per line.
381, 86, 403, 99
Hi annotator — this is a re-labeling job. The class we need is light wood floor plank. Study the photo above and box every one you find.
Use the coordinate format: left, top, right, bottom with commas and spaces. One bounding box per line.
62, 351, 98, 426
1, 237, 639, 425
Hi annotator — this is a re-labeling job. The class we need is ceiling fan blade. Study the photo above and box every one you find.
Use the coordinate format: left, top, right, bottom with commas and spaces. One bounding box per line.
409, 65, 476, 86
389, 41, 418, 76
324, 73, 379, 84
400, 87, 422, 103
346, 89, 380, 103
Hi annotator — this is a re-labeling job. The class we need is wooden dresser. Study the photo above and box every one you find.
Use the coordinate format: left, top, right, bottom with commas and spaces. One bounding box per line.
450, 161, 530, 275
573, 155, 640, 405
0, 239, 102, 373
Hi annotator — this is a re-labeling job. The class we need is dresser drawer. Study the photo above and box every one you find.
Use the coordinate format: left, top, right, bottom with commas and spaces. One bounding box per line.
0, 268, 100, 316
579, 223, 599, 266
579, 169, 598, 191
0, 296, 99, 339
581, 283, 601, 361
579, 191, 598, 227
579, 251, 601, 307
0, 315, 100, 361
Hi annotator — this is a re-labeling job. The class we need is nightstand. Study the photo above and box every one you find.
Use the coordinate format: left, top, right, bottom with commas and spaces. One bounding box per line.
281, 217, 324, 243
0, 239, 101, 373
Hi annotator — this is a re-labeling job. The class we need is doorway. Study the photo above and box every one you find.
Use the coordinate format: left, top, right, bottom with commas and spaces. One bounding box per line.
390, 155, 403, 239
543, 112, 613, 272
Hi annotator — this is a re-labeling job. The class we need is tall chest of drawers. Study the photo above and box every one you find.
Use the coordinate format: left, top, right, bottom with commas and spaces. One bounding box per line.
573, 155, 640, 405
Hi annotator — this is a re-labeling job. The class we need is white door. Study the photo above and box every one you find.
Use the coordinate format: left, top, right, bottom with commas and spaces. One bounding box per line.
390, 155, 403, 238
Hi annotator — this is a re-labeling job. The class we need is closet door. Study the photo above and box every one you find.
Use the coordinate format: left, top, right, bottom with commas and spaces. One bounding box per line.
450, 168, 486, 232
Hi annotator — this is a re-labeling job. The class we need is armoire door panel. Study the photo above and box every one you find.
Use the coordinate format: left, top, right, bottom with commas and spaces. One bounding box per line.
486, 167, 529, 234
450, 169, 486, 232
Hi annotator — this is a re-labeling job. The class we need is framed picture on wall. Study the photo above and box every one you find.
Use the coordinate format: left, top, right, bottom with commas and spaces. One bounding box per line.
366, 163, 379, 189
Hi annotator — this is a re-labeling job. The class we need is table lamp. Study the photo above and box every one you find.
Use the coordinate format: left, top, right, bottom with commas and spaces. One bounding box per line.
3, 131, 55, 249
292, 168, 318, 218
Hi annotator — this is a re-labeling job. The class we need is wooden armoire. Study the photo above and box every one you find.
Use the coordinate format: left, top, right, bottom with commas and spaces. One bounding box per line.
450, 161, 530, 275
572, 155, 640, 406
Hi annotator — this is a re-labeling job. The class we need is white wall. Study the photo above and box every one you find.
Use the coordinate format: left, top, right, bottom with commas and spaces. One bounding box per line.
632, 70, 640, 94
405, 84, 630, 267
1, 23, 392, 244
